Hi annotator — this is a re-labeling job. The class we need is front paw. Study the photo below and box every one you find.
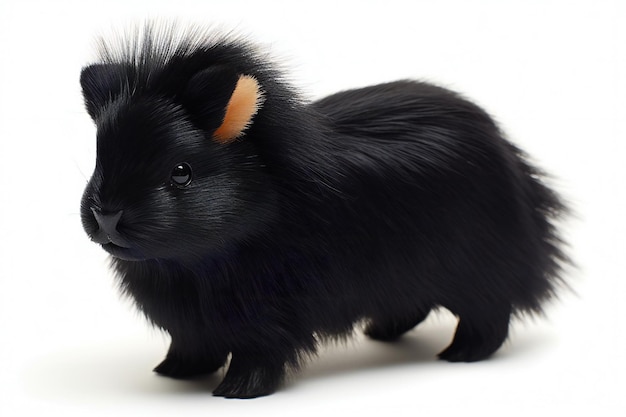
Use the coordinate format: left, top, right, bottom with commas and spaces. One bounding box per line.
154, 355, 226, 379
213, 361, 284, 398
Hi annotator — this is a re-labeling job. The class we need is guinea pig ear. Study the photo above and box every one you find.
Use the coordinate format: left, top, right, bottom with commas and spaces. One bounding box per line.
80, 63, 127, 120
183, 66, 240, 129
212, 75, 264, 144
183, 67, 264, 144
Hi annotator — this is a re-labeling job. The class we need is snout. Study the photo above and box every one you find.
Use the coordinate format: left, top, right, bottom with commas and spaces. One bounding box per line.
83, 207, 147, 261
89, 208, 131, 248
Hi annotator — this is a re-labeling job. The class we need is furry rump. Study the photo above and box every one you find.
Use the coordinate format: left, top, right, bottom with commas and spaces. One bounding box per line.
80, 23, 569, 398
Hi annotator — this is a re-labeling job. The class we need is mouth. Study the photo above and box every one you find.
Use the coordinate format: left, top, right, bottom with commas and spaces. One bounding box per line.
101, 242, 146, 261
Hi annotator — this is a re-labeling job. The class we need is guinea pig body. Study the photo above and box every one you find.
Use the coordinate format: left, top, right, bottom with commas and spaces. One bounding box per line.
80, 25, 568, 398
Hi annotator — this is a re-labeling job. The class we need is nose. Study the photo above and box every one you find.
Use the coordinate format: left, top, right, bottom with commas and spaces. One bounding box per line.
90, 208, 130, 247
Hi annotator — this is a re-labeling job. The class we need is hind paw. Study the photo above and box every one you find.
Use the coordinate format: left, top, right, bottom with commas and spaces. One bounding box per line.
154, 355, 226, 379
365, 311, 430, 342
438, 304, 511, 363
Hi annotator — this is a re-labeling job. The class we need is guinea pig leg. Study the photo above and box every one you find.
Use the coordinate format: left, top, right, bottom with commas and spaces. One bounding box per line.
364, 307, 431, 341
212, 351, 286, 398
438, 302, 511, 362
154, 336, 229, 379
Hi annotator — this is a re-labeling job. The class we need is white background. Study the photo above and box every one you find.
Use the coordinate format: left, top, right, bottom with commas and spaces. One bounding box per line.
0, 0, 624, 415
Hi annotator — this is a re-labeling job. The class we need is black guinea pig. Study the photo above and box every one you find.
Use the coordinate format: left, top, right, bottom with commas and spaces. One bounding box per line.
80, 23, 569, 398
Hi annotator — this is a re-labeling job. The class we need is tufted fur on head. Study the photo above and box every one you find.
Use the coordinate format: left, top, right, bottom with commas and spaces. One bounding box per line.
80, 22, 569, 398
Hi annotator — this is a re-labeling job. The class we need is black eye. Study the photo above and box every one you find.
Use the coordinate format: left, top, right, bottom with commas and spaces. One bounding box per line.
171, 163, 192, 187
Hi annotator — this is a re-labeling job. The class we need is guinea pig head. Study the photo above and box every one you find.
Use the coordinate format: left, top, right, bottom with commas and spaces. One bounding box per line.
79, 63, 274, 262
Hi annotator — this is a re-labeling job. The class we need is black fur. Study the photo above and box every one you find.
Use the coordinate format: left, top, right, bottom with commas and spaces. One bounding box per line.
80, 24, 568, 398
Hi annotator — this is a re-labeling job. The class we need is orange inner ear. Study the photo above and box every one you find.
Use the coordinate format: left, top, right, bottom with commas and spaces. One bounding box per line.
212, 75, 263, 144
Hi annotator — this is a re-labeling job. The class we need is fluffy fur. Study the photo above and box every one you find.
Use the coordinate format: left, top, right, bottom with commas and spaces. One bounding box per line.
80, 24, 568, 398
